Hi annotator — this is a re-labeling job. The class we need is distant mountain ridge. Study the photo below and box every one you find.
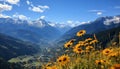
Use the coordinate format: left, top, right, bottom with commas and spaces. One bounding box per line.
0, 18, 63, 45
0, 15, 120, 46
61, 15, 120, 40
48, 22, 74, 34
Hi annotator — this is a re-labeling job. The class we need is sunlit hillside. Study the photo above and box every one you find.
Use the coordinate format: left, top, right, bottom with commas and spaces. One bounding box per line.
41, 30, 120, 69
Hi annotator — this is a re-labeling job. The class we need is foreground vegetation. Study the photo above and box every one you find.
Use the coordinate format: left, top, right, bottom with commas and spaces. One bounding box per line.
6, 29, 120, 69
42, 30, 120, 69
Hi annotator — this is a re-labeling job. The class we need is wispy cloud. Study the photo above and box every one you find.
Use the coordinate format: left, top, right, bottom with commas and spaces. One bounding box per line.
26, 0, 49, 13
89, 10, 104, 15
97, 12, 102, 15
0, 14, 11, 18
0, 3, 12, 12
29, 5, 49, 13
29, 6, 44, 13
6, 0, 20, 5
40, 16, 45, 19
26, 0, 32, 5
13, 13, 28, 20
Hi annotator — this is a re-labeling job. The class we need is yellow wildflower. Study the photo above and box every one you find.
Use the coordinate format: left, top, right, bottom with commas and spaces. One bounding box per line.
64, 39, 75, 48
95, 60, 102, 65
85, 38, 93, 42
57, 55, 70, 66
76, 30, 86, 37
102, 48, 113, 56
86, 46, 93, 50
74, 43, 82, 48
84, 43, 89, 46
109, 52, 118, 58
51, 65, 57, 69
95, 60, 108, 65
90, 39, 98, 44
73, 47, 83, 54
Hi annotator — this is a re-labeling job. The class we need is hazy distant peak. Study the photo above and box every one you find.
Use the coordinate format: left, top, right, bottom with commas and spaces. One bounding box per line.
31, 19, 49, 27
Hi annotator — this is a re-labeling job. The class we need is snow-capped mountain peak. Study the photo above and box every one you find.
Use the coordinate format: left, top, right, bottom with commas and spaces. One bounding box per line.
0, 17, 50, 28
0, 17, 62, 43
31, 19, 49, 27
104, 16, 120, 25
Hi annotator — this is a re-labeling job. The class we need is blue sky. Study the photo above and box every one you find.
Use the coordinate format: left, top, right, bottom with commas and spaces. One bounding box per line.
0, 0, 120, 24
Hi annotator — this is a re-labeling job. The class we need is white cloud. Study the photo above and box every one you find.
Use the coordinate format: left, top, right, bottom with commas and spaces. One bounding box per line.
6, 0, 20, 5
27, 0, 49, 13
89, 10, 104, 15
0, 14, 11, 18
67, 20, 73, 23
29, 5, 49, 13
97, 12, 102, 15
13, 14, 28, 20
26, 0, 31, 5
40, 16, 45, 19
38, 5, 49, 9
104, 16, 120, 25
29, 6, 44, 13
18, 15, 28, 20
0, 3, 12, 12
0, 3, 12, 18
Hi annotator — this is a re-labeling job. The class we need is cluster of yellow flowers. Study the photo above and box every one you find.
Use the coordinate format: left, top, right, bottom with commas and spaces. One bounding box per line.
102, 48, 120, 60
57, 55, 70, 66
42, 55, 70, 69
42, 30, 120, 69
65, 30, 98, 55
64, 39, 75, 48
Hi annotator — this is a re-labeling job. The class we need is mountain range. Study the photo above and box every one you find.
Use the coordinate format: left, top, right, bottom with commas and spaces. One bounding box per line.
60, 15, 120, 41
0, 15, 120, 46
0, 18, 72, 46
